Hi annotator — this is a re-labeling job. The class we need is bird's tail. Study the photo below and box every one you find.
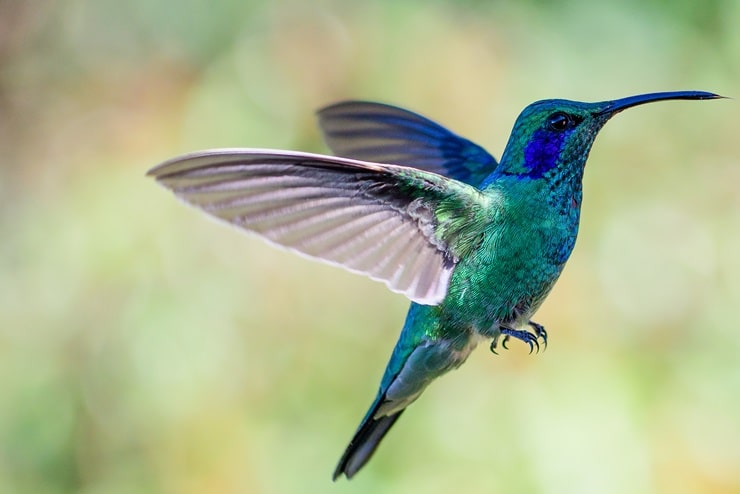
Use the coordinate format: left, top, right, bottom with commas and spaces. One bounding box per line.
332, 396, 405, 480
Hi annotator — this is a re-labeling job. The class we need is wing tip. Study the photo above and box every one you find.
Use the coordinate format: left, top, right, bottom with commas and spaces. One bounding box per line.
317, 100, 385, 116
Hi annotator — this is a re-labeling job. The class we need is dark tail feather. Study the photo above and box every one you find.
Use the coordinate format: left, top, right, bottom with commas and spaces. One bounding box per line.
333, 402, 405, 480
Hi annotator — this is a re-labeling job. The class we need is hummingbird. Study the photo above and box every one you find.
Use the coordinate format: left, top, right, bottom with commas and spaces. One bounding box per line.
147, 90, 721, 480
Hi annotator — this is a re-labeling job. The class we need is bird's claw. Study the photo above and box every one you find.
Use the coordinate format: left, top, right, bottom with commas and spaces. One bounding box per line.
528, 321, 548, 350
490, 337, 500, 354
504, 327, 539, 354
491, 323, 548, 355
490, 334, 508, 354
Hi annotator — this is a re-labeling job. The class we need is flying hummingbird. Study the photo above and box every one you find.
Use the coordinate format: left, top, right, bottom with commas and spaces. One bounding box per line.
147, 90, 721, 480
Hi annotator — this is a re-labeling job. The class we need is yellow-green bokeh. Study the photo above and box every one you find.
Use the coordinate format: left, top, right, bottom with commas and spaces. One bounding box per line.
1, 1, 738, 493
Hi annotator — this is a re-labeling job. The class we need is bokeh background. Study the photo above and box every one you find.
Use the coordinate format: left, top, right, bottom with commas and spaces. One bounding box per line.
2, 0, 739, 493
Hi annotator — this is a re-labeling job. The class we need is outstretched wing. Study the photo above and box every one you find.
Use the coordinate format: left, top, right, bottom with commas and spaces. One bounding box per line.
148, 149, 490, 305
317, 101, 498, 186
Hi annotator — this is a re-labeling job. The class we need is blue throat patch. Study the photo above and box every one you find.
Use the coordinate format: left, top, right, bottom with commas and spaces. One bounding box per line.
522, 129, 566, 179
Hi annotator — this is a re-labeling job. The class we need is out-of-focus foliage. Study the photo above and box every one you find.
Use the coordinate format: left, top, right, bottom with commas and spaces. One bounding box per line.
1, 0, 738, 493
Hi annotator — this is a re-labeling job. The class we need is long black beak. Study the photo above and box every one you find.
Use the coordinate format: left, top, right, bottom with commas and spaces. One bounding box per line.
595, 91, 724, 116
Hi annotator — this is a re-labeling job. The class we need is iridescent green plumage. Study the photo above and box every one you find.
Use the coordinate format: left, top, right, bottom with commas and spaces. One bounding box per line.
147, 90, 721, 480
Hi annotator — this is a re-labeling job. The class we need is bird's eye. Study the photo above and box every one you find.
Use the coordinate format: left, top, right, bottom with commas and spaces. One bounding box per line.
547, 112, 574, 132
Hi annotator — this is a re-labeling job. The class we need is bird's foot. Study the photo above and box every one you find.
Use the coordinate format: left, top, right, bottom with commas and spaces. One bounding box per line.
490, 325, 542, 355
528, 321, 548, 350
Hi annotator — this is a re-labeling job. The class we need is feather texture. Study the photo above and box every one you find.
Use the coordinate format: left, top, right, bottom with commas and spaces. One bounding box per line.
317, 101, 498, 186
148, 149, 488, 305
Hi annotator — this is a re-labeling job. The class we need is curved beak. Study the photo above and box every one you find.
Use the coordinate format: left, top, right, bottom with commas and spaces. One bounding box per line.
595, 91, 724, 116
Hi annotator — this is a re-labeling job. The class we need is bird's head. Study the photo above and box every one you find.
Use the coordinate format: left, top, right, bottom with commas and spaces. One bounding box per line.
492, 91, 721, 183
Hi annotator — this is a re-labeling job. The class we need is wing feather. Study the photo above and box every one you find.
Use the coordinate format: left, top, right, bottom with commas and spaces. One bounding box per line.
148, 149, 489, 304
317, 101, 498, 186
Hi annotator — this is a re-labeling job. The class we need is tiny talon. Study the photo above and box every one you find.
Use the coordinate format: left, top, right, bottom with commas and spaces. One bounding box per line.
489, 338, 499, 355
530, 338, 539, 354
529, 321, 548, 351
501, 335, 510, 350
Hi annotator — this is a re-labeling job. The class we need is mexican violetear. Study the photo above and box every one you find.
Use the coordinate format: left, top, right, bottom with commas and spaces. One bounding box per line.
147, 91, 721, 480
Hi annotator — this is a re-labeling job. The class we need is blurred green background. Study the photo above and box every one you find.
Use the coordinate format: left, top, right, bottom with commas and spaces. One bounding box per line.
1, 0, 739, 493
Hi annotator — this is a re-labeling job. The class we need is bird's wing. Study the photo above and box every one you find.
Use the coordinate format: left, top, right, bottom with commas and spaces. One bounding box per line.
148, 149, 491, 305
317, 101, 498, 187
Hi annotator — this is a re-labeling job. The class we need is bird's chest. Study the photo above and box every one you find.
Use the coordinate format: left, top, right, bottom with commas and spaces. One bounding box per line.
447, 198, 579, 326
